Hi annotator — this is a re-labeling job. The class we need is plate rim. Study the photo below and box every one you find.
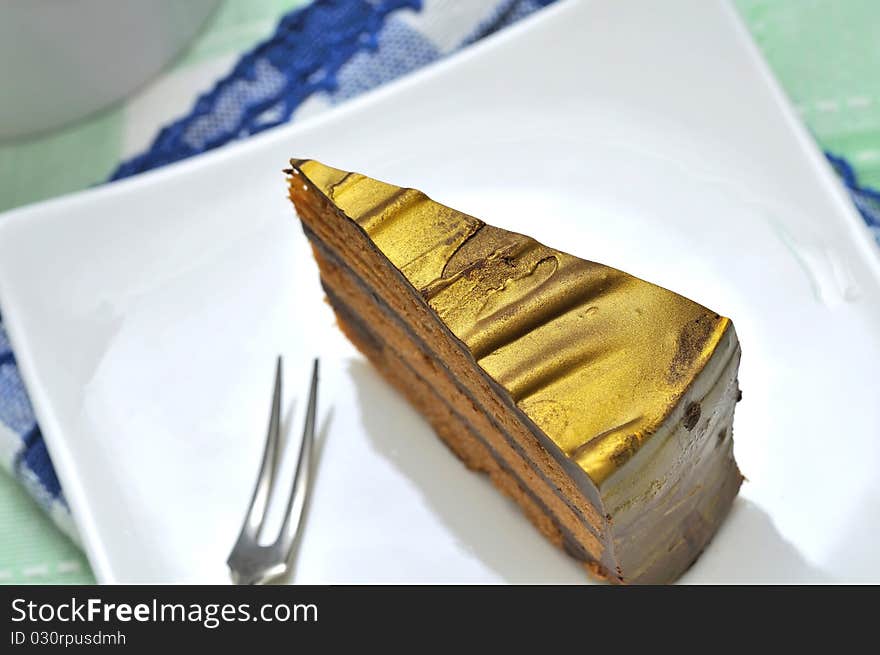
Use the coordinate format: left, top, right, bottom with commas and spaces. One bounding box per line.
0, 0, 877, 583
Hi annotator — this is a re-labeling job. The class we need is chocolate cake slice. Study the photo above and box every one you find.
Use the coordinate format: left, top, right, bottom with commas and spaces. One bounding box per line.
287, 159, 743, 584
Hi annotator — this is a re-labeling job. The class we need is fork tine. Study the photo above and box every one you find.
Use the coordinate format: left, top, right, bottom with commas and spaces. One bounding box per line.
277, 358, 319, 558
235, 356, 283, 543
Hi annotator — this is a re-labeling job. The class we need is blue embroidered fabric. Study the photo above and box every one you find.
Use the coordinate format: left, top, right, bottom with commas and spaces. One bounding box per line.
0, 0, 877, 538
110, 0, 556, 179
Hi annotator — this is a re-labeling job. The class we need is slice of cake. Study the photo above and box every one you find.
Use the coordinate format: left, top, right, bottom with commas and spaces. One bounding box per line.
287, 158, 743, 584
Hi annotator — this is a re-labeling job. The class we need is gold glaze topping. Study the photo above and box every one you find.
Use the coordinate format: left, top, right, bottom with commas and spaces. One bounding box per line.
290, 159, 731, 486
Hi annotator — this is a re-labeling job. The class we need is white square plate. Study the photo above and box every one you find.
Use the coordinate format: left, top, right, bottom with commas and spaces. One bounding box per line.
1, 0, 879, 583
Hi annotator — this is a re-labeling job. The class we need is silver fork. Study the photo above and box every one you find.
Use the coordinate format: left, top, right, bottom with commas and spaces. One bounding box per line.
227, 357, 319, 585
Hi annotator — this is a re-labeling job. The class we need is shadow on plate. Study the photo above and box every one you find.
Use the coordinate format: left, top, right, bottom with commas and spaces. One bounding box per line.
681, 498, 833, 583
346, 358, 832, 584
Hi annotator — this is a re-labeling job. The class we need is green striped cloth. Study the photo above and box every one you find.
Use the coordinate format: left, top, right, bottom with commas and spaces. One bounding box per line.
0, 0, 877, 583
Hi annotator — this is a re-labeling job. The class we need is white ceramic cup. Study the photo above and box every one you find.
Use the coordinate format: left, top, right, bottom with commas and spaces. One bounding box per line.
0, 0, 221, 140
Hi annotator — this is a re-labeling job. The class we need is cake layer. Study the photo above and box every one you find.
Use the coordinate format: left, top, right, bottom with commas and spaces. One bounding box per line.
327, 289, 605, 574
288, 158, 744, 582
312, 239, 608, 569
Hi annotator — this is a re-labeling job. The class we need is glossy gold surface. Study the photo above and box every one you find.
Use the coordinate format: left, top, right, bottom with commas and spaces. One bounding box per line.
290, 159, 731, 486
